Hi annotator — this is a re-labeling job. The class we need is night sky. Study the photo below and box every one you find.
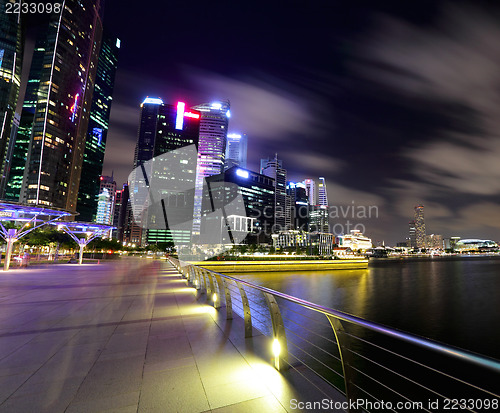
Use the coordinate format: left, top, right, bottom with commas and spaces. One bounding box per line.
101, 0, 500, 244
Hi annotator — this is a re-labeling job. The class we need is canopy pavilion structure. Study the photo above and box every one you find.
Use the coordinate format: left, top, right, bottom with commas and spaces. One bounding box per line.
53, 222, 115, 265
0, 203, 72, 270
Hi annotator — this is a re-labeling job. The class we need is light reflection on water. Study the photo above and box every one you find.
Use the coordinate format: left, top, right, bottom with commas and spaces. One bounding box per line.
233, 257, 500, 360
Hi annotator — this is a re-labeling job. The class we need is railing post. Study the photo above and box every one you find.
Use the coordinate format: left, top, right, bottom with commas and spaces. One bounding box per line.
221, 277, 233, 319
192, 266, 200, 290
204, 269, 213, 297
207, 271, 220, 309
202, 269, 213, 304
236, 281, 252, 338
194, 267, 202, 292
263, 292, 288, 371
326, 315, 360, 413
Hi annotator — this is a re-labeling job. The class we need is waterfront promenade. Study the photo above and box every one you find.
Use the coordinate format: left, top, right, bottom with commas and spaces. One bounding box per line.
0, 259, 343, 412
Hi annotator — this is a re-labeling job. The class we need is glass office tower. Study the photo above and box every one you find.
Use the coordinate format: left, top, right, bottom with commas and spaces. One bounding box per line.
0, 8, 23, 197
19, 0, 104, 210
77, 32, 120, 221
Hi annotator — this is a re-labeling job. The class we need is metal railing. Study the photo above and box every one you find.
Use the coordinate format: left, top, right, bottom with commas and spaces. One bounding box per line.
169, 258, 500, 412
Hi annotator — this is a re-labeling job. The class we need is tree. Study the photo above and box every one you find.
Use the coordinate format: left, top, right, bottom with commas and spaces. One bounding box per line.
87, 238, 122, 252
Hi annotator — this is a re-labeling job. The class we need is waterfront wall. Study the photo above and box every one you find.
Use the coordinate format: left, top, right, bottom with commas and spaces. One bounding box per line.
188, 259, 368, 272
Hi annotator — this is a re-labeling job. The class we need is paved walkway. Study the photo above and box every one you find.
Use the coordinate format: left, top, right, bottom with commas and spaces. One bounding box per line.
0, 259, 343, 412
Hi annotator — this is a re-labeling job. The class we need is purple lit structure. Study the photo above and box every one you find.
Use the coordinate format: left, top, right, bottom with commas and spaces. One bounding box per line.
53, 222, 115, 265
0, 202, 72, 271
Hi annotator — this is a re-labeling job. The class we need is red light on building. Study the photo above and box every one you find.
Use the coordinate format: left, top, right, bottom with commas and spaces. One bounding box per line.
184, 112, 200, 119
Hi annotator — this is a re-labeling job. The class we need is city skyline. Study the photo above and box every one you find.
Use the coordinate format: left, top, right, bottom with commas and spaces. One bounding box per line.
98, 0, 500, 244
3, 1, 500, 244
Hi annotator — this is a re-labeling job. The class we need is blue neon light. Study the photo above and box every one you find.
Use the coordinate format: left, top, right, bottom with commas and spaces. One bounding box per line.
93, 127, 103, 146
142, 97, 163, 105
236, 169, 249, 179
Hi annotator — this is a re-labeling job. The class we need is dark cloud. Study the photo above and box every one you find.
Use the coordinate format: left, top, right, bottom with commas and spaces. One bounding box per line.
103, 1, 500, 243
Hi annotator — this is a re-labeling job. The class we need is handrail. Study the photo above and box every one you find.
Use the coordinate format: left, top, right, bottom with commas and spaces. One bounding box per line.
169, 258, 500, 412
198, 266, 500, 374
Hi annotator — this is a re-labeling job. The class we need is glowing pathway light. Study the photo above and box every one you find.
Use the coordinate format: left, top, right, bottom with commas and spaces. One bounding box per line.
53, 222, 115, 265
0, 202, 72, 271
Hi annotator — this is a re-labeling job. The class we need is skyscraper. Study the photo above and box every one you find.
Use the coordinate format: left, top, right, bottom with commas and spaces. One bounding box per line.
318, 177, 329, 206
77, 32, 120, 221
191, 100, 230, 236
224, 133, 247, 170
205, 166, 275, 243
18, 0, 104, 210
303, 179, 317, 206
414, 205, 426, 248
0, 9, 23, 197
192, 101, 230, 177
115, 183, 129, 242
96, 175, 116, 225
408, 220, 417, 248
128, 98, 200, 245
309, 205, 329, 233
261, 154, 290, 230
286, 181, 309, 230
2, 31, 46, 201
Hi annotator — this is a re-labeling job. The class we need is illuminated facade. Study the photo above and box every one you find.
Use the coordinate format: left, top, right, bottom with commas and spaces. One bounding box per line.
0, 9, 22, 198
444, 236, 461, 251
414, 205, 426, 248
191, 101, 230, 236
77, 32, 120, 221
128, 98, 200, 245
318, 177, 328, 206
95, 175, 116, 225
2, 33, 46, 201
303, 179, 317, 205
309, 205, 329, 233
114, 184, 128, 241
455, 239, 498, 252
205, 166, 275, 243
19, 0, 104, 210
286, 182, 309, 230
272, 230, 310, 250
408, 220, 417, 248
224, 133, 247, 170
425, 233, 443, 249
337, 230, 372, 251
261, 154, 290, 230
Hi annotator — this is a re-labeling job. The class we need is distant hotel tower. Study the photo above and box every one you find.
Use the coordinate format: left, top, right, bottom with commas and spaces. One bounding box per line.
191, 101, 230, 236
414, 205, 426, 248
14, 0, 104, 210
224, 133, 247, 170
0, 9, 23, 197
127, 98, 200, 245
77, 33, 120, 221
